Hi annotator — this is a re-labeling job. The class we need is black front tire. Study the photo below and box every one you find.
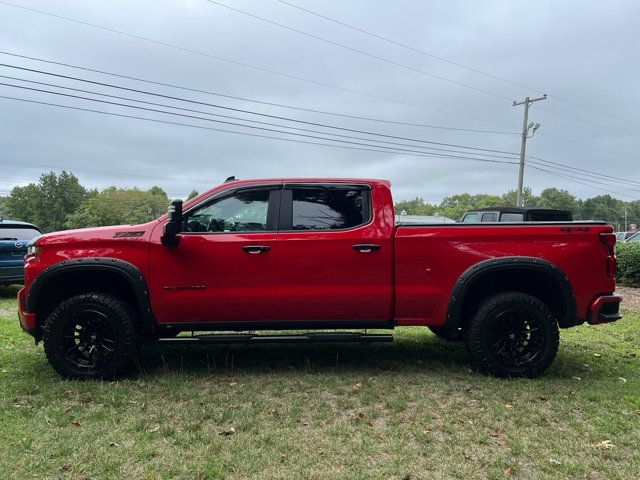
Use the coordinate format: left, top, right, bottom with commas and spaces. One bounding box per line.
43, 293, 140, 380
464, 292, 559, 378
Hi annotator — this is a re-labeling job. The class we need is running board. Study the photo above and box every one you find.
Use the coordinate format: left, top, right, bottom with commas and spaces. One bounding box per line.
156, 332, 394, 344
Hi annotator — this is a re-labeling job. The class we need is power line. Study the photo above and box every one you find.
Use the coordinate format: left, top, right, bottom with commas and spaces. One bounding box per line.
0, 81, 521, 164
203, 0, 511, 101
0, 63, 521, 156
536, 106, 640, 138
0, 2, 515, 129
528, 165, 637, 198
0, 95, 521, 168
0, 51, 518, 135
1, 74, 520, 161
9, 86, 636, 197
526, 162, 640, 195
527, 155, 640, 188
274, 0, 640, 129
5, 55, 638, 180
5, 68, 636, 196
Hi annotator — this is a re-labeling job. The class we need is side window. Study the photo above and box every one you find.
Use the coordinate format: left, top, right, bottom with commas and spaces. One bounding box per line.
481, 212, 498, 222
290, 188, 367, 230
500, 213, 524, 222
183, 189, 271, 233
461, 213, 479, 223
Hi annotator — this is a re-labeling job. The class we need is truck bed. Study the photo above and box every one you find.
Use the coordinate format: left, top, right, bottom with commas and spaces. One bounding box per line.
393, 221, 614, 327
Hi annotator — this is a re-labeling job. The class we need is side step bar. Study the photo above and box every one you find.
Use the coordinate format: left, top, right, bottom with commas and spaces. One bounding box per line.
156, 332, 394, 344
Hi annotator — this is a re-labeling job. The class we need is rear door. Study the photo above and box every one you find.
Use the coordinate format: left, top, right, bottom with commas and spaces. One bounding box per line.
276, 183, 391, 321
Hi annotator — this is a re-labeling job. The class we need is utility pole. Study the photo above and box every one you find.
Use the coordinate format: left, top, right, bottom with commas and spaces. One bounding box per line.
513, 94, 547, 206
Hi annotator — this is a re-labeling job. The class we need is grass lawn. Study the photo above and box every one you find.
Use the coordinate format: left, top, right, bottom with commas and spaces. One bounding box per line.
1, 285, 639, 479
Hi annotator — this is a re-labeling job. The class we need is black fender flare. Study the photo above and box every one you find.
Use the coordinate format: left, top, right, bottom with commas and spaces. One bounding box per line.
444, 256, 578, 335
26, 257, 157, 334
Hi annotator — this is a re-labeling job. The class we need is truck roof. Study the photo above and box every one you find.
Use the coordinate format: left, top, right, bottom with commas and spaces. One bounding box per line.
184, 178, 392, 209
467, 206, 571, 214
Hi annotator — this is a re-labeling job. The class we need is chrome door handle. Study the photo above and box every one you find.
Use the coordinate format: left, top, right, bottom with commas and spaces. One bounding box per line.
242, 245, 270, 254
353, 244, 381, 253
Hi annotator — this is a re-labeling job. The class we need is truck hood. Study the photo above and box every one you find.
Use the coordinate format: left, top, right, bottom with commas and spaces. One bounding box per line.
36, 222, 159, 246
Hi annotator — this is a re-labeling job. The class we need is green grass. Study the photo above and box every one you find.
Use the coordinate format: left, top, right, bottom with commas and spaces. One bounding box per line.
1, 285, 639, 479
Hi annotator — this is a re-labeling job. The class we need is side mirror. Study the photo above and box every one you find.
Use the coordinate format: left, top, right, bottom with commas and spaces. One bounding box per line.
161, 199, 183, 247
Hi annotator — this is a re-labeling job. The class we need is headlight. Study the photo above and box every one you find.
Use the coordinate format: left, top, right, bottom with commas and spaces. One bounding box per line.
26, 236, 43, 258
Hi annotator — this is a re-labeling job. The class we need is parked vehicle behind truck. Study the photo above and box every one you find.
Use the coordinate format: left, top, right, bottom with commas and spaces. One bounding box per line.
18, 178, 621, 380
0, 219, 42, 286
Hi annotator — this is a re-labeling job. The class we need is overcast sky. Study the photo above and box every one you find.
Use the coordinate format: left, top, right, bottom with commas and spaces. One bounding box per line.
1, 0, 638, 202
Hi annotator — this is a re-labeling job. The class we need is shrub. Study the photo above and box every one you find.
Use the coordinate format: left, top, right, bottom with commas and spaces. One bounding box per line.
616, 242, 640, 287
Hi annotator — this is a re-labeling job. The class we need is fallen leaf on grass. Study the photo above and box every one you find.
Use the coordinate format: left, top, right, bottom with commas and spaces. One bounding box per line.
571, 376, 581, 381
64, 389, 77, 397
71, 421, 81, 427
367, 455, 374, 462
549, 459, 561, 465
504, 403, 513, 408
503, 467, 512, 476
280, 454, 286, 464
353, 383, 363, 391
463, 452, 473, 460
490, 431, 502, 438
358, 412, 367, 420
148, 425, 160, 433
229, 382, 237, 387
220, 427, 235, 436
109, 442, 119, 447
593, 353, 602, 358
618, 377, 627, 384
498, 439, 507, 448
592, 440, 614, 449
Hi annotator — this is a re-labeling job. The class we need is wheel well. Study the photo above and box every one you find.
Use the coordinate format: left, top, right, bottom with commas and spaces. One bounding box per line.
33, 270, 140, 331
458, 268, 572, 328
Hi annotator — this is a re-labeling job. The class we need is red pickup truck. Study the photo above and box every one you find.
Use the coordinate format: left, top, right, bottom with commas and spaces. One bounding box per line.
18, 178, 622, 380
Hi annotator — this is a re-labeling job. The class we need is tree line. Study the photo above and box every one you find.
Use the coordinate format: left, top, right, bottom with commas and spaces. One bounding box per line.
394, 186, 638, 229
0, 172, 637, 232
0, 171, 197, 233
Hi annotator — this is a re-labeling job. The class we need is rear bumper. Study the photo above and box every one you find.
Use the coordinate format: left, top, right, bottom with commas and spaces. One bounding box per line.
17, 287, 37, 337
587, 294, 623, 325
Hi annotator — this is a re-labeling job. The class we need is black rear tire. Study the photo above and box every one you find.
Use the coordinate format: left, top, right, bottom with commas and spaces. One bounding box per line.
428, 326, 462, 341
43, 293, 140, 380
464, 292, 559, 378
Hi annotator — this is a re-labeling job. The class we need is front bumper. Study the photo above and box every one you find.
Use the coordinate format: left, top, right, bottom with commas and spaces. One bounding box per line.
587, 294, 623, 325
17, 287, 37, 337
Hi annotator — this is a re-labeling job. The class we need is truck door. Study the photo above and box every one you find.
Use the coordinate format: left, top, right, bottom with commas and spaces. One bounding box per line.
276, 183, 392, 321
148, 185, 280, 325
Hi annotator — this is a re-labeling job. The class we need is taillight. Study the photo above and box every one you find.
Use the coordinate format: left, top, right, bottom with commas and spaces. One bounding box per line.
600, 233, 616, 278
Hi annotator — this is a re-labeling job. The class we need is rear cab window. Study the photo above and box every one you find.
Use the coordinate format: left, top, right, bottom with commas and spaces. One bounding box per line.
499, 213, 524, 222
280, 185, 371, 231
481, 212, 498, 222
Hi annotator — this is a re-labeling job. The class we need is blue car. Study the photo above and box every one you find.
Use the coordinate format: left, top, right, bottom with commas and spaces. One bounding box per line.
0, 219, 42, 286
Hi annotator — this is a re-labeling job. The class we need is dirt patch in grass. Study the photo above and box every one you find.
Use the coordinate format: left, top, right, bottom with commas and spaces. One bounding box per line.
618, 285, 640, 312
